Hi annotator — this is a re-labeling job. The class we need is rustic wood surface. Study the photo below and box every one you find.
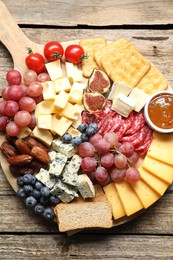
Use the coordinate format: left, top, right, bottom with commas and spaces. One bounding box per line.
1, 0, 173, 259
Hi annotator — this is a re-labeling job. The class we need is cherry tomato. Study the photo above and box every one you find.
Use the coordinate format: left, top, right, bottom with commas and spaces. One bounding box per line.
44, 41, 64, 61
25, 48, 45, 74
65, 44, 87, 64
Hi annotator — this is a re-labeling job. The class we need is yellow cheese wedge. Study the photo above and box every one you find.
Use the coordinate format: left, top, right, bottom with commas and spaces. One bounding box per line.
59, 102, 80, 120
139, 167, 168, 196
147, 132, 173, 166
37, 115, 52, 130
115, 181, 143, 216
53, 90, 69, 110
53, 116, 73, 136
130, 179, 160, 208
42, 81, 56, 101
103, 183, 126, 220
142, 156, 173, 184
53, 77, 72, 93
32, 126, 53, 146
45, 60, 63, 81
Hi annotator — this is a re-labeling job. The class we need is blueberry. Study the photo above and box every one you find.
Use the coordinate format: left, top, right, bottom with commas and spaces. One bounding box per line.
30, 175, 36, 186
35, 181, 44, 191
42, 207, 55, 221
23, 174, 34, 185
81, 133, 89, 142
85, 126, 96, 136
89, 122, 98, 132
23, 184, 33, 195
50, 195, 60, 206
39, 196, 50, 206
62, 133, 72, 143
40, 186, 50, 199
25, 196, 37, 208
16, 188, 27, 199
34, 203, 45, 215
77, 123, 88, 133
17, 176, 24, 187
31, 189, 41, 200
71, 136, 82, 147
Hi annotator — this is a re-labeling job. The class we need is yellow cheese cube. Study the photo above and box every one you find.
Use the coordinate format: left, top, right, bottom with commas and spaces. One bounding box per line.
59, 102, 80, 120
32, 126, 53, 146
69, 90, 83, 105
17, 127, 32, 139
35, 100, 54, 118
53, 77, 71, 93
103, 183, 126, 220
72, 114, 82, 129
37, 115, 52, 130
53, 91, 69, 110
45, 60, 63, 81
53, 117, 73, 136
42, 81, 56, 101
65, 62, 83, 84
115, 181, 143, 216
67, 126, 81, 137
51, 114, 60, 135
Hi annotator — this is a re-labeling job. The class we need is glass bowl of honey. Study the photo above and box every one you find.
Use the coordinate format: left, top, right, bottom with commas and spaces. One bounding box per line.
144, 90, 173, 134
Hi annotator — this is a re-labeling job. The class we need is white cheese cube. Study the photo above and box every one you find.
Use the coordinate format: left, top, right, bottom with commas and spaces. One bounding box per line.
45, 60, 63, 81
128, 87, 150, 112
108, 82, 133, 100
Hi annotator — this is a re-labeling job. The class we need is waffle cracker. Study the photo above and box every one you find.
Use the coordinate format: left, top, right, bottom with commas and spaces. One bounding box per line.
109, 48, 151, 87
136, 65, 168, 95
94, 38, 129, 69
79, 37, 107, 77
101, 42, 135, 75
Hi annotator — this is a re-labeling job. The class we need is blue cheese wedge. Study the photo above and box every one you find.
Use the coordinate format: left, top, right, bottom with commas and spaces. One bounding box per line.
58, 193, 75, 203
62, 154, 82, 186
77, 174, 95, 199
48, 150, 57, 162
52, 139, 76, 158
49, 153, 67, 177
36, 168, 57, 189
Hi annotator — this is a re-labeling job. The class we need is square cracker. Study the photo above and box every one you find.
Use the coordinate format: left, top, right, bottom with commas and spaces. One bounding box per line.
101, 42, 135, 76
109, 48, 151, 87
136, 65, 168, 95
94, 37, 129, 69
79, 37, 107, 77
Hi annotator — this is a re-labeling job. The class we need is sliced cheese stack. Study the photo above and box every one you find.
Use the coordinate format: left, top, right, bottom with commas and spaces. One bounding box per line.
104, 132, 173, 221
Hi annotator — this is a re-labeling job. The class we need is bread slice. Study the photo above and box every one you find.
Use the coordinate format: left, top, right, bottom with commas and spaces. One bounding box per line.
55, 200, 113, 232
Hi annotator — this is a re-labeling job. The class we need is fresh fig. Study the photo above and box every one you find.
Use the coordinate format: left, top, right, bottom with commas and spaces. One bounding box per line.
88, 69, 111, 93
83, 92, 106, 112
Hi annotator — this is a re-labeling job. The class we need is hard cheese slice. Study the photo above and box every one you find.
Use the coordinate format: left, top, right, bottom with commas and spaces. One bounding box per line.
130, 179, 160, 208
139, 167, 168, 196
142, 156, 173, 184
103, 183, 126, 220
115, 181, 143, 216
147, 132, 173, 166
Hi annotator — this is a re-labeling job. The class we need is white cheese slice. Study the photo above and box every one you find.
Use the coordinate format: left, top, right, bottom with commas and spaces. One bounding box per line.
128, 87, 150, 112
108, 82, 133, 100
111, 93, 136, 118
45, 60, 63, 81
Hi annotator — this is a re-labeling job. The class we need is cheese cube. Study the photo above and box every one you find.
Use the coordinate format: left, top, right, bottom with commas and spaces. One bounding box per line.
37, 115, 52, 130
128, 87, 150, 112
69, 83, 86, 105
108, 82, 133, 100
32, 126, 53, 146
53, 90, 69, 110
111, 93, 136, 117
17, 127, 32, 139
65, 62, 83, 84
53, 116, 73, 136
42, 81, 56, 101
53, 77, 71, 93
59, 102, 80, 120
35, 100, 54, 118
51, 114, 60, 135
67, 126, 81, 137
45, 60, 63, 81
72, 114, 82, 128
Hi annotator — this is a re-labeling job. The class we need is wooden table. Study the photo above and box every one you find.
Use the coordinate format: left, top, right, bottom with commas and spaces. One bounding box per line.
1, 0, 173, 259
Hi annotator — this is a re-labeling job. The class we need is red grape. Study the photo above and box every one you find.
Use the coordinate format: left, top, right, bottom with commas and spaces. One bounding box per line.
95, 166, 108, 182
27, 81, 43, 97
100, 153, 115, 168
94, 138, 110, 154
32, 94, 43, 104
0, 101, 7, 115
0, 116, 9, 130
125, 167, 140, 183
1, 87, 10, 101
78, 142, 95, 157
6, 121, 20, 136
98, 175, 111, 186
19, 96, 36, 112
37, 72, 51, 82
6, 70, 22, 86
114, 153, 127, 169
28, 112, 36, 129
118, 142, 134, 157
19, 84, 28, 96
23, 70, 37, 85
7, 85, 25, 101
4, 101, 19, 117
89, 133, 102, 146
81, 157, 97, 172
14, 110, 31, 127
86, 171, 95, 182
110, 167, 126, 182
104, 132, 118, 147
128, 152, 139, 165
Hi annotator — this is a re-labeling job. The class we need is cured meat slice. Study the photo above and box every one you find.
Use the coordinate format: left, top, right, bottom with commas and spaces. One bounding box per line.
123, 112, 134, 133
103, 114, 122, 134
135, 128, 153, 155
125, 112, 145, 136
82, 111, 96, 124
132, 126, 148, 148
115, 123, 127, 141
98, 111, 116, 134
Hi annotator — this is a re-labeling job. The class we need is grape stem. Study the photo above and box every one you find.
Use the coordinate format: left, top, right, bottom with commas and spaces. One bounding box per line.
110, 146, 135, 168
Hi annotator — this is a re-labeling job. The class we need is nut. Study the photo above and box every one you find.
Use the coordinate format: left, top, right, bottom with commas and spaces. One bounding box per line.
0, 141, 19, 157
7, 154, 33, 166
15, 138, 31, 154
27, 137, 49, 151
9, 165, 34, 175
30, 146, 50, 163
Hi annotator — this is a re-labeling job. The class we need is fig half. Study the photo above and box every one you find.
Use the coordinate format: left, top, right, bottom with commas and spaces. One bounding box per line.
83, 92, 106, 112
88, 69, 111, 93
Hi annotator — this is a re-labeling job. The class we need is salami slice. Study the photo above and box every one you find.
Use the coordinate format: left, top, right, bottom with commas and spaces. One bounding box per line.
82, 111, 96, 124
125, 112, 145, 136
98, 111, 116, 134
115, 122, 127, 141
135, 128, 153, 155
103, 114, 122, 134
123, 111, 134, 133
132, 126, 148, 148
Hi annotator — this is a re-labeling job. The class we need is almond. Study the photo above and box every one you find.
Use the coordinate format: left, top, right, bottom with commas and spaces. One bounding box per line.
7, 154, 33, 166
0, 141, 19, 157
15, 138, 31, 154
30, 146, 50, 163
